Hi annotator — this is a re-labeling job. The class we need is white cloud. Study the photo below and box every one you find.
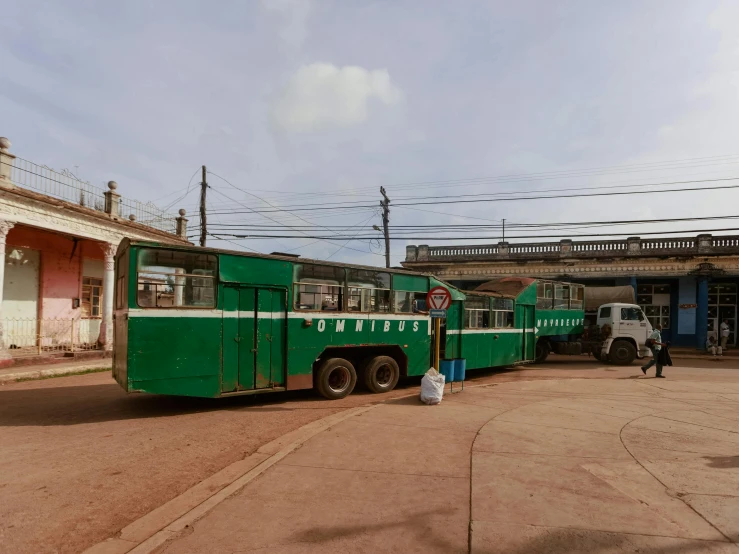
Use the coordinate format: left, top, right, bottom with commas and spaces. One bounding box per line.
270, 63, 403, 134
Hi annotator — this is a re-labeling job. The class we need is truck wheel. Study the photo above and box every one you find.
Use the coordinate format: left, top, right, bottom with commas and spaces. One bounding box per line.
363, 356, 400, 394
315, 358, 357, 400
609, 340, 636, 365
535, 339, 550, 363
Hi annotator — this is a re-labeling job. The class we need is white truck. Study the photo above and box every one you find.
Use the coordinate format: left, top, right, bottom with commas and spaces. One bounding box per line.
592, 303, 653, 365
536, 302, 653, 366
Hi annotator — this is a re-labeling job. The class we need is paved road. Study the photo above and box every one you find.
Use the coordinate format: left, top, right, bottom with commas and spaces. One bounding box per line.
155, 365, 739, 553
0, 355, 737, 553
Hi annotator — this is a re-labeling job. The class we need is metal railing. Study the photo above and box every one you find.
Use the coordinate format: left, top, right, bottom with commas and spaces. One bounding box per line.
2, 318, 101, 357
405, 233, 739, 262
7, 157, 178, 234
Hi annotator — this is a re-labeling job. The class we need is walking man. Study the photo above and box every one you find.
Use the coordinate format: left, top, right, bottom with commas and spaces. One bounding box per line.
641, 323, 666, 378
720, 319, 731, 355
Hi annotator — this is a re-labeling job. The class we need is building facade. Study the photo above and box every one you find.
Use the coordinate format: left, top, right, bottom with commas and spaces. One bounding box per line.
402, 235, 739, 349
0, 136, 190, 366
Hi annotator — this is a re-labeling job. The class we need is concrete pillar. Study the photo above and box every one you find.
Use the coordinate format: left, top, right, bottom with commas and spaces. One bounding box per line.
697, 234, 713, 254
0, 137, 16, 189
630, 276, 638, 298
696, 277, 709, 349
0, 220, 15, 366
404, 245, 417, 262
559, 239, 573, 257
176, 209, 188, 240
97, 242, 117, 350
627, 237, 641, 255
174, 268, 184, 306
104, 181, 121, 218
417, 245, 429, 261
498, 241, 509, 257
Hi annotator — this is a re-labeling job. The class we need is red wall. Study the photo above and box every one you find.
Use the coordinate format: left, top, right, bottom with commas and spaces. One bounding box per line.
7, 226, 104, 320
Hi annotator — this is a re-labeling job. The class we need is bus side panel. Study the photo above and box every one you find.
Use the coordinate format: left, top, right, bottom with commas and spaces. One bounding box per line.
127, 316, 222, 398
401, 317, 431, 376
535, 309, 585, 338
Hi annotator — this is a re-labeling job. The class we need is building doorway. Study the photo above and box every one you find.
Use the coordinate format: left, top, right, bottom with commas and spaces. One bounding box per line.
708, 283, 736, 347
637, 284, 671, 340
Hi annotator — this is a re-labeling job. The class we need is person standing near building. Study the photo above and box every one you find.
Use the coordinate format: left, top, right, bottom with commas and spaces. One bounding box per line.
720, 319, 731, 354
641, 323, 665, 378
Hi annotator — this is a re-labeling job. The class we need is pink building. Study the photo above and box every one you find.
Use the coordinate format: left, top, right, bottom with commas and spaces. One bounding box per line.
0, 137, 190, 367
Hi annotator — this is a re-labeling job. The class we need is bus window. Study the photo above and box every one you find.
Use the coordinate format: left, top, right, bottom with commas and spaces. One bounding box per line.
395, 291, 427, 313
347, 269, 391, 312
492, 297, 514, 328
137, 249, 216, 308
570, 284, 584, 309
536, 282, 553, 309
464, 297, 489, 329
554, 284, 569, 310
294, 264, 345, 311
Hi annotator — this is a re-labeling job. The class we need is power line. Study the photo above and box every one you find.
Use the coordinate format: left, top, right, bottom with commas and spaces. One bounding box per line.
206, 170, 384, 257
190, 213, 739, 231
206, 153, 739, 200
204, 226, 739, 242
204, 177, 739, 214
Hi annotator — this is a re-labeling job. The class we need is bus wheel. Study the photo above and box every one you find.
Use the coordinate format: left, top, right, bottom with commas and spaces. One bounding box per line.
315, 358, 357, 400
534, 340, 550, 363
609, 340, 636, 366
363, 356, 400, 394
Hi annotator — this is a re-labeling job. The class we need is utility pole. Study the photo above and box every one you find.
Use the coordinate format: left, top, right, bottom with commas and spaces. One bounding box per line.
199, 165, 207, 247
380, 186, 390, 268
502, 218, 506, 242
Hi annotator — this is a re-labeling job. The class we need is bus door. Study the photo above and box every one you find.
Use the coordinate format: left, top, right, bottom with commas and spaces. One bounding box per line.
222, 286, 286, 392
522, 305, 535, 361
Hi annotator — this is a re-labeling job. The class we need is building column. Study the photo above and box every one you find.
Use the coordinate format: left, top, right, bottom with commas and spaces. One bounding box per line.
0, 220, 15, 366
98, 242, 117, 350
696, 277, 709, 349
629, 276, 638, 297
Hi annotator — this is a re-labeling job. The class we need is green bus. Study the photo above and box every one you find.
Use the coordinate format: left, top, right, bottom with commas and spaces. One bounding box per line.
112, 240, 585, 400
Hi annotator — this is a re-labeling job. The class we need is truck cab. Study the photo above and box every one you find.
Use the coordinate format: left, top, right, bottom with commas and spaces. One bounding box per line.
597, 303, 653, 364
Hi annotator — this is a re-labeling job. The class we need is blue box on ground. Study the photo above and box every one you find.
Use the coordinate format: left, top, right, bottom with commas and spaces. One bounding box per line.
452, 359, 466, 382
439, 360, 454, 382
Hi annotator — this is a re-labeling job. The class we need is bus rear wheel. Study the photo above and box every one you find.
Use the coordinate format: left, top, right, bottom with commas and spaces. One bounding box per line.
363, 356, 400, 394
315, 358, 357, 400
534, 339, 550, 363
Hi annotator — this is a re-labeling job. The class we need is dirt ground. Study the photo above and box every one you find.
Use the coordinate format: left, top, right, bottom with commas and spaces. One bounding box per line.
0, 354, 736, 553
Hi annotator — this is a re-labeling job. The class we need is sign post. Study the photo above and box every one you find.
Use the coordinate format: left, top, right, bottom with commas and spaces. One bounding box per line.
427, 286, 452, 370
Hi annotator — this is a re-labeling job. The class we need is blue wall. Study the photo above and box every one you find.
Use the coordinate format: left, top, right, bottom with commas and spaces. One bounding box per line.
675, 276, 697, 347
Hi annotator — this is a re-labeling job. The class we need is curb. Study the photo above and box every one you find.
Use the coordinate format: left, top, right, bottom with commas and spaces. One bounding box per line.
0, 365, 111, 384
82, 404, 378, 554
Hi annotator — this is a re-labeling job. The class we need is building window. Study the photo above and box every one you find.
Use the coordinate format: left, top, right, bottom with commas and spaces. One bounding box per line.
82, 277, 103, 318
492, 297, 514, 328
637, 284, 670, 329
464, 296, 490, 329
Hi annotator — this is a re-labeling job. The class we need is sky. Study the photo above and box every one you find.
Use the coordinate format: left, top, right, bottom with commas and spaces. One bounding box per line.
2, 0, 739, 267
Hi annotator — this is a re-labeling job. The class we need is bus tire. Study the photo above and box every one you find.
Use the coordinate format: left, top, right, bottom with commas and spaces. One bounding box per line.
534, 339, 550, 363
315, 358, 357, 400
609, 340, 636, 366
363, 356, 400, 394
